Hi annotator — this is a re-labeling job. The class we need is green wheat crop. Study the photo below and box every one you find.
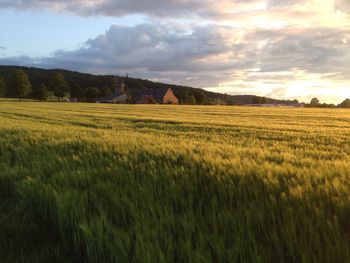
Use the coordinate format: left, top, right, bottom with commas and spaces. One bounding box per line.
0, 100, 350, 262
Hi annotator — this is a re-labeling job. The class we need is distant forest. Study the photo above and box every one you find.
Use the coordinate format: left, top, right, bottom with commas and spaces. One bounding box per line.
0, 66, 297, 105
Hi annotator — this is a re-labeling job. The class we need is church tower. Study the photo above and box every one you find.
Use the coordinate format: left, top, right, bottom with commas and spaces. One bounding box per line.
115, 77, 126, 96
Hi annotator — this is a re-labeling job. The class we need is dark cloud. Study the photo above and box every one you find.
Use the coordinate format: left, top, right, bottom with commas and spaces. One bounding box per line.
0, 0, 208, 17
39, 24, 242, 73
4, 0, 347, 18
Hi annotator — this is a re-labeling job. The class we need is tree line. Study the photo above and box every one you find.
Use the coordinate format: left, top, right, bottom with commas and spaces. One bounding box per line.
306, 97, 350, 108
0, 69, 116, 102
0, 66, 307, 105
0, 69, 219, 104
0, 66, 280, 105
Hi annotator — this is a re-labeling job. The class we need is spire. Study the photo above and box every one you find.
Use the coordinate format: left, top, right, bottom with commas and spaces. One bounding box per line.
114, 75, 126, 96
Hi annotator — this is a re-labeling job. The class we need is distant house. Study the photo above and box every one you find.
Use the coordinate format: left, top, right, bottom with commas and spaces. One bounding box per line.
99, 78, 128, 103
136, 88, 178, 104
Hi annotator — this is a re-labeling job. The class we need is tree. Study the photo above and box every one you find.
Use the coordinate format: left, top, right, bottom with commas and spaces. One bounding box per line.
192, 90, 207, 105
178, 87, 189, 104
100, 86, 113, 97
188, 95, 196, 105
213, 98, 224, 105
52, 73, 68, 102
310, 98, 320, 107
84, 87, 100, 102
71, 83, 84, 100
252, 96, 261, 104
35, 84, 49, 101
0, 75, 6, 97
339, 98, 350, 108
11, 69, 32, 101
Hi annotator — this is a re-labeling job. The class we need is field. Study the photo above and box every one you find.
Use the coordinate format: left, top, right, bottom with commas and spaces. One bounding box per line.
1, 101, 350, 262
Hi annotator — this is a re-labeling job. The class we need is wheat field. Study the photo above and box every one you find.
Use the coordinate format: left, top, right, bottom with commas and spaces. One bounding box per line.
1, 101, 350, 262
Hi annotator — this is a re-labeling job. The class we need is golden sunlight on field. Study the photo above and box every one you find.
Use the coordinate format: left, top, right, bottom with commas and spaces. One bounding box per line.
1, 101, 350, 262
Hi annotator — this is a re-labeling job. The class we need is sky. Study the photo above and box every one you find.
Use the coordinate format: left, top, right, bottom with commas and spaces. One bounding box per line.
0, 0, 349, 103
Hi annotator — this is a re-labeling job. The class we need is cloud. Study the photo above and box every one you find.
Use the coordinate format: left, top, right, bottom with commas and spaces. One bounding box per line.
29, 24, 245, 74
0, 46, 6, 50
1, 0, 349, 19
0, 0, 213, 17
0, 23, 237, 84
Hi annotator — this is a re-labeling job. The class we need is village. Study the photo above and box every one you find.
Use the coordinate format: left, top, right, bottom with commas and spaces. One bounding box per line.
70, 77, 303, 107
84, 78, 304, 107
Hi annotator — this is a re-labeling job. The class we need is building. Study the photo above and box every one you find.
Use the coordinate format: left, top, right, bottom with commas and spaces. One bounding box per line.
136, 88, 178, 104
99, 78, 129, 103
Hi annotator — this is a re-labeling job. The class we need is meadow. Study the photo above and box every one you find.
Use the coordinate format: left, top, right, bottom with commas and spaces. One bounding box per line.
0, 101, 350, 262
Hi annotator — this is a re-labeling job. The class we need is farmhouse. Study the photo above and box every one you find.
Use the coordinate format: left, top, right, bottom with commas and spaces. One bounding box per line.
136, 87, 179, 104
99, 78, 128, 103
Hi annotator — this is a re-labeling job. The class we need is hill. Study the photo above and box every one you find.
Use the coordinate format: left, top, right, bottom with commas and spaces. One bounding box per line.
0, 65, 295, 105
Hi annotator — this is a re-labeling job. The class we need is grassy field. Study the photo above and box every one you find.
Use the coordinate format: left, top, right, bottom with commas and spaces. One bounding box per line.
0, 101, 350, 262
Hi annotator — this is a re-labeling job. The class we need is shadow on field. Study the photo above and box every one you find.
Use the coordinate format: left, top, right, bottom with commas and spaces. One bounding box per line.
1, 139, 350, 263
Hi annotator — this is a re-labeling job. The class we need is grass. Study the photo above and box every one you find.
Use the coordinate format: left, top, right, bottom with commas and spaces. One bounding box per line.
0, 101, 350, 262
